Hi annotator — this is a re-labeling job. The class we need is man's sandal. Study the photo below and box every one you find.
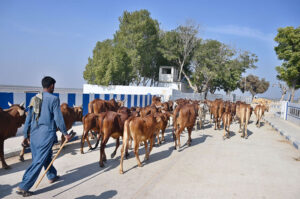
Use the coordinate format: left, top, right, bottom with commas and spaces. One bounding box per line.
49, 175, 60, 184
16, 188, 33, 197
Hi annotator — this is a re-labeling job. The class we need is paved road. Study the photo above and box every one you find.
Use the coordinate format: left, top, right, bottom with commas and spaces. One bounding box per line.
1, 120, 300, 199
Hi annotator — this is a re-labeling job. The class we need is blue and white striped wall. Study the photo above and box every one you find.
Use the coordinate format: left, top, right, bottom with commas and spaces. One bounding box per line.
0, 92, 152, 116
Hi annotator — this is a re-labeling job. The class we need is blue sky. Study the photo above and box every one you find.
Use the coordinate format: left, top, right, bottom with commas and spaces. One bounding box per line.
0, 0, 299, 99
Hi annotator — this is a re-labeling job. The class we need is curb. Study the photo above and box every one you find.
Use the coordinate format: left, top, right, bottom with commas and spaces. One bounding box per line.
263, 118, 300, 151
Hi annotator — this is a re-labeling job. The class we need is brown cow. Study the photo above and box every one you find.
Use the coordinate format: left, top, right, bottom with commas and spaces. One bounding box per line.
0, 103, 26, 169
173, 103, 198, 150
119, 114, 162, 174
81, 113, 100, 154
222, 111, 233, 139
236, 103, 252, 138
154, 111, 171, 144
254, 104, 268, 128
210, 99, 224, 130
19, 103, 83, 161
152, 96, 162, 107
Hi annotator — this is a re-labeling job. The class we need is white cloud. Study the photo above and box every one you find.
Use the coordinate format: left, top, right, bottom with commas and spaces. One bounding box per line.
206, 25, 275, 43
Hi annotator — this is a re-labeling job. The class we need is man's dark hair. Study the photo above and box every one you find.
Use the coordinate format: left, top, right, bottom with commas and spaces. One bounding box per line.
42, 76, 56, 88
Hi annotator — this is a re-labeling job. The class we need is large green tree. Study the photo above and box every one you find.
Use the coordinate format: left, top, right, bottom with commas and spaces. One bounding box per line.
274, 26, 300, 102
190, 40, 257, 97
239, 74, 270, 99
159, 21, 199, 85
83, 40, 132, 85
114, 9, 161, 85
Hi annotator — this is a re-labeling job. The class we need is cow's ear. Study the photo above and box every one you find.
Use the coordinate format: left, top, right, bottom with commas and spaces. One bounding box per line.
8, 102, 12, 107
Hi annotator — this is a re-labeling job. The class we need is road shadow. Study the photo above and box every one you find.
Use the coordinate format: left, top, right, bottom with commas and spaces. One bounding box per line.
75, 190, 117, 199
35, 156, 120, 197
0, 136, 119, 175
0, 183, 19, 198
178, 134, 212, 152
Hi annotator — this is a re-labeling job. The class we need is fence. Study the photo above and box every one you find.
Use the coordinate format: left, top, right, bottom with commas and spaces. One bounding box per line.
170, 89, 252, 103
0, 92, 153, 116
272, 101, 300, 126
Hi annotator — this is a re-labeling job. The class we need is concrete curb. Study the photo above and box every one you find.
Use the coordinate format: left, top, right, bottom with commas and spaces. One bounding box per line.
263, 118, 300, 151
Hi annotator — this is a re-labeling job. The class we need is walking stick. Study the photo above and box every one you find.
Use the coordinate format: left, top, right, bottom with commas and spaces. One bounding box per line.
35, 130, 76, 189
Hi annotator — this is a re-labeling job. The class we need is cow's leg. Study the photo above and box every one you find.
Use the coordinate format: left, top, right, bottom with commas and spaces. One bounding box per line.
148, 136, 154, 158
19, 147, 25, 162
99, 134, 109, 167
129, 137, 133, 150
134, 140, 142, 167
120, 129, 129, 174
214, 117, 218, 130
85, 133, 93, 151
144, 141, 149, 161
227, 125, 230, 138
187, 127, 193, 146
111, 138, 119, 158
161, 128, 165, 142
80, 130, 87, 154
223, 125, 227, 139
175, 127, 184, 150
156, 130, 161, 146
61, 134, 65, 147
0, 140, 9, 169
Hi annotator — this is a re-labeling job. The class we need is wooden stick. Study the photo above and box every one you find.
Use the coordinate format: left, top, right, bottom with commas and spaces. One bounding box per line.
35, 131, 75, 189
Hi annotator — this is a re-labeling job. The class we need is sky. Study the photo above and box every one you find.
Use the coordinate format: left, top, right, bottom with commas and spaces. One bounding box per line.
0, 0, 299, 99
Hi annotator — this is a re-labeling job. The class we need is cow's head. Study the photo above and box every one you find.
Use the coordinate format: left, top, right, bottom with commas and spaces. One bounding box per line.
8, 102, 26, 119
73, 105, 83, 121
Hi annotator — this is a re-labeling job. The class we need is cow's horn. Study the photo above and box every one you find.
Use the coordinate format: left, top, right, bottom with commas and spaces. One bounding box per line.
20, 102, 25, 107
8, 102, 12, 107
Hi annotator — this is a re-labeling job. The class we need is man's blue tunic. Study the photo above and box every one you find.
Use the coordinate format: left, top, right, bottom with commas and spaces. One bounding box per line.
19, 92, 68, 191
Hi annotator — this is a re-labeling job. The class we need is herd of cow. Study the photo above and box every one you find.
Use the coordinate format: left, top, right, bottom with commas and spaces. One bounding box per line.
0, 96, 269, 174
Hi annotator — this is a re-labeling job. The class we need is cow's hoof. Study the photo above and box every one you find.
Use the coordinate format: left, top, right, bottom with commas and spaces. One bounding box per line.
3, 165, 10, 170
80, 151, 84, 154
144, 156, 149, 161
245, 136, 248, 139
88, 147, 93, 151
99, 163, 105, 168
111, 152, 116, 158
174, 147, 177, 150
19, 156, 24, 162
138, 163, 143, 167
119, 170, 124, 174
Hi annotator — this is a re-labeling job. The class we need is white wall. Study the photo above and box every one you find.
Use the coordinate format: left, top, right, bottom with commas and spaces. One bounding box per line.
83, 84, 173, 97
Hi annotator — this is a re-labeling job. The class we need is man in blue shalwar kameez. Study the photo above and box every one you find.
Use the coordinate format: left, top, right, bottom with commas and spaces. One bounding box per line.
17, 76, 71, 197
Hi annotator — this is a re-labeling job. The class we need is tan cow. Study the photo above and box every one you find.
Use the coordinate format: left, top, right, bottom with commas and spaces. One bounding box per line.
254, 104, 268, 128
173, 103, 198, 150
236, 103, 252, 138
119, 114, 162, 174
222, 111, 232, 139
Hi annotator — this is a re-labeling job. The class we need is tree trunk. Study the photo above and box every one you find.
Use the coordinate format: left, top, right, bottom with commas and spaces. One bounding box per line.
178, 63, 183, 81
181, 70, 198, 93
280, 93, 285, 101
204, 90, 208, 99
290, 85, 296, 103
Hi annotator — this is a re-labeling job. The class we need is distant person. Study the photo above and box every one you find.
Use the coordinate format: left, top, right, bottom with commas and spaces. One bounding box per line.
17, 76, 71, 197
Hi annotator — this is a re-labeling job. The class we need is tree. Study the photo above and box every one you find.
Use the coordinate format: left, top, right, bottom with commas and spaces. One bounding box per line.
273, 82, 288, 101
239, 74, 270, 99
190, 40, 257, 98
83, 40, 132, 85
114, 9, 161, 85
159, 21, 199, 87
274, 26, 300, 102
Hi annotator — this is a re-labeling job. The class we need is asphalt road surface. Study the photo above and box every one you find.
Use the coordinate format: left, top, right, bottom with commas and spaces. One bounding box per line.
1, 119, 300, 199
